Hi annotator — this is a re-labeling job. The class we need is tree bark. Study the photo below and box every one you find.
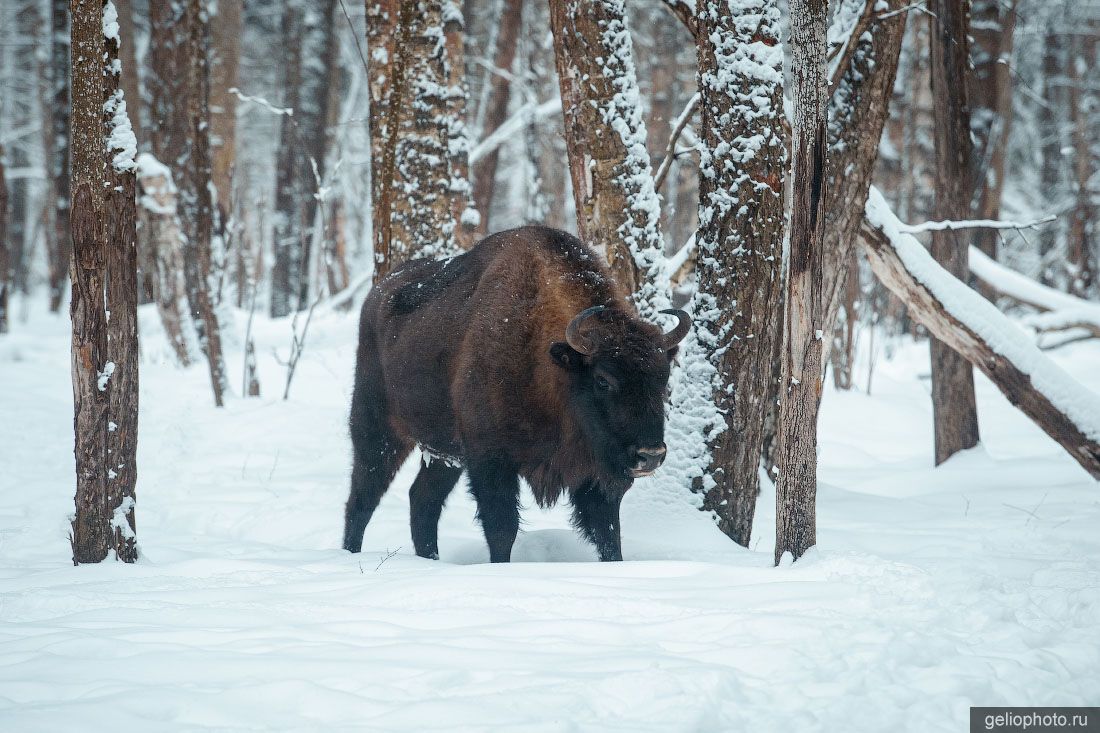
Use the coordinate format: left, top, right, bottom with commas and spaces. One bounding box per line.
859, 199, 1100, 481
104, 11, 139, 562
271, 0, 337, 316
367, 0, 400, 281
69, 0, 111, 564
687, 0, 786, 548
1066, 30, 1096, 297
775, 0, 828, 565
181, 0, 229, 406
548, 0, 668, 316
470, 0, 523, 235
0, 146, 8, 334
969, 0, 1017, 262
928, 0, 980, 465
385, 0, 475, 268
49, 0, 71, 313
210, 0, 242, 225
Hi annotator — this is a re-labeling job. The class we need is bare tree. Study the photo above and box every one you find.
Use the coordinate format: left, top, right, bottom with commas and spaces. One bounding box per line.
548, 0, 667, 316
684, 0, 786, 547
470, 0, 523, 234
70, 0, 138, 563
928, 0, 980, 464
49, 0, 71, 313
775, 0, 828, 565
210, 0, 242, 227
367, 0, 400, 281
0, 145, 8, 334
181, 0, 230, 406
270, 0, 337, 317
1066, 28, 1097, 296
104, 2, 139, 562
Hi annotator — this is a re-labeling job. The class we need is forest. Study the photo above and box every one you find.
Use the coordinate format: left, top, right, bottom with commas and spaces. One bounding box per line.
0, 0, 1098, 729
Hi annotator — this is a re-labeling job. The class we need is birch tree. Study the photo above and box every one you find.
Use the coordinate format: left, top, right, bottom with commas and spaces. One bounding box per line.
548, 0, 668, 316
928, 0, 980, 464
775, 0, 828, 564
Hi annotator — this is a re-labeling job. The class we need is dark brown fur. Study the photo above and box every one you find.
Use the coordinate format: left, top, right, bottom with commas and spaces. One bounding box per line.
343, 226, 683, 562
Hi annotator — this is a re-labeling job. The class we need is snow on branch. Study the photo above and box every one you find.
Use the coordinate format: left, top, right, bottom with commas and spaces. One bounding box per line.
900, 214, 1056, 233
860, 186, 1100, 480
228, 87, 294, 117
969, 247, 1100, 339
468, 98, 561, 164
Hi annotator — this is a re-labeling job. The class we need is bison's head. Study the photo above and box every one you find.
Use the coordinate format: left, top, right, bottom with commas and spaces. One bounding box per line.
550, 306, 691, 488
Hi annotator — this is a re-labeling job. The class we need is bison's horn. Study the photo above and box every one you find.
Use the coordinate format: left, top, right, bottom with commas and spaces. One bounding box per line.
659, 309, 691, 349
565, 306, 606, 355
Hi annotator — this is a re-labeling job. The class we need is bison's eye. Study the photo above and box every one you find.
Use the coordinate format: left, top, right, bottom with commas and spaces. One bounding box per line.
595, 375, 611, 392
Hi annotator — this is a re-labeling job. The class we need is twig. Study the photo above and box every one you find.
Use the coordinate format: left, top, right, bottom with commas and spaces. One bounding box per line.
900, 214, 1056, 233
658, 0, 698, 37
336, 0, 371, 79
228, 87, 293, 117
375, 547, 401, 571
653, 93, 700, 192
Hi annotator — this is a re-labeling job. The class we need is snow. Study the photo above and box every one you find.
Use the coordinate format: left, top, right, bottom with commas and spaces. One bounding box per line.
865, 186, 1100, 442
104, 91, 137, 173
1, 298, 1099, 729
102, 1, 120, 44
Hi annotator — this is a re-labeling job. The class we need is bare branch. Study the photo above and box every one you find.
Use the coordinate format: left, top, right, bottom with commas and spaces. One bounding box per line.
658, 0, 697, 37
653, 93, 700, 192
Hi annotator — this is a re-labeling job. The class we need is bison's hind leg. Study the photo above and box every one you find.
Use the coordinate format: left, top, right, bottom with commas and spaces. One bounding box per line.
570, 483, 624, 561
344, 368, 411, 552
409, 459, 463, 559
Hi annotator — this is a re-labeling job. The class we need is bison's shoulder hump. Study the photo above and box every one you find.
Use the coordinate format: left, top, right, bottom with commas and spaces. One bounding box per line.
389, 255, 471, 316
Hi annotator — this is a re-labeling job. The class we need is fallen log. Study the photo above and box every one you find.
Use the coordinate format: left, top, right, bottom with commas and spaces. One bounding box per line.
860, 187, 1100, 480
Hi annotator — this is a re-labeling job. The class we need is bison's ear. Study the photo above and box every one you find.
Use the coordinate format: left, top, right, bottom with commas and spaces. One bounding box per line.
550, 342, 585, 372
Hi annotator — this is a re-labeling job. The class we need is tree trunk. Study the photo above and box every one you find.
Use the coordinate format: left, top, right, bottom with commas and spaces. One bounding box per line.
271, 0, 337, 316
928, 0, 980, 465
367, 0, 400, 281
860, 192, 1100, 481
385, 0, 475, 268
210, 0, 242, 225
49, 0, 71, 313
470, 0, 523, 235
969, 0, 1017, 262
104, 10, 139, 562
1037, 26, 1063, 283
548, 0, 668, 316
181, 0, 229, 406
684, 0, 785, 548
775, 0, 828, 565
441, 3, 477, 250
0, 146, 8, 334
820, 0, 906, 365
1066, 31, 1096, 298
69, 0, 111, 564
136, 160, 192, 367
114, 0, 141, 143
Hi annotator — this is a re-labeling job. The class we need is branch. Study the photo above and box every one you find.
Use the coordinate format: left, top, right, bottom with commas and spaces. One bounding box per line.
468, 98, 561, 164
653, 93, 700, 192
228, 87, 293, 117
900, 214, 1055, 233
659, 0, 697, 37
859, 187, 1100, 480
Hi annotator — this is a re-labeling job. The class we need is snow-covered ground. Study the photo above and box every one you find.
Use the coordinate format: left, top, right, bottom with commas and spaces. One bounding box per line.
1, 299, 1098, 731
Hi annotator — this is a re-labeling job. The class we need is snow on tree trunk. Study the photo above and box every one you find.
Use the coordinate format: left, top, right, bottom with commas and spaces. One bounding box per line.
470, 0, 523, 235
928, 0, 980, 465
820, 0, 906, 373
180, 0, 229, 406
861, 188, 1100, 481
271, 0, 337, 316
671, 0, 785, 548
775, 0, 828, 565
383, 0, 476, 269
69, 0, 111, 563
367, 0, 399, 281
104, 0, 139, 562
49, 0, 71, 313
1066, 30, 1097, 298
548, 0, 668, 318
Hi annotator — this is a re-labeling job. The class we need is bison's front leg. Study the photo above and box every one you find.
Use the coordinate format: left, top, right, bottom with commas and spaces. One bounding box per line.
571, 483, 624, 561
467, 455, 521, 563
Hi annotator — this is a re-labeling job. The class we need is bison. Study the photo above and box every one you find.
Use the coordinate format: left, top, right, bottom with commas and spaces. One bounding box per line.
343, 226, 690, 562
